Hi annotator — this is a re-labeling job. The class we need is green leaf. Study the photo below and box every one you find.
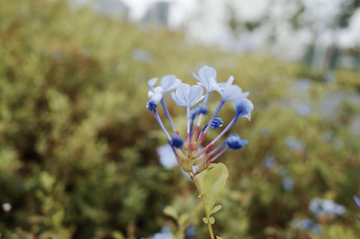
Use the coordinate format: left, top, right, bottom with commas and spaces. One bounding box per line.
163, 206, 178, 220
178, 213, 189, 226
209, 216, 215, 224
197, 163, 229, 209
203, 217, 208, 224
216, 236, 223, 239
210, 205, 222, 215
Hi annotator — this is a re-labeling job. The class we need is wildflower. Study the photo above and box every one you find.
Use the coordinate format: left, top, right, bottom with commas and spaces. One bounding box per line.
142, 226, 173, 239
282, 177, 294, 191
157, 145, 178, 170
262, 154, 276, 169
227, 134, 248, 150
353, 195, 360, 221
171, 83, 204, 108
146, 102, 157, 111
291, 219, 321, 234
211, 76, 249, 102
309, 198, 346, 218
148, 75, 181, 105
235, 98, 254, 121
193, 66, 218, 94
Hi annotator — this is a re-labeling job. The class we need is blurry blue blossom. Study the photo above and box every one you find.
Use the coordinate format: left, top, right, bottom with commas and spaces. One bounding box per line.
291, 101, 311, 117
227, 134, 248, 150
157, 145, 178, 170
291, 219, 321, 234
189, 106, 208, 120
146, 102, 157, 111
262, 155, 276, 169
282, 177, 294, 191
309, 198, 346, 218
148, 75, 182, 105
171, 83, 204, 107
353, 195, 360, 221
234, 98, 254, 121
284, 136, 305, 152
170, 134, 184, 148
211, 76, 249, 102
193, 66, 218, 92
132, 48, 153, 64
142, 227, 173, 239
186, 225, 197, 238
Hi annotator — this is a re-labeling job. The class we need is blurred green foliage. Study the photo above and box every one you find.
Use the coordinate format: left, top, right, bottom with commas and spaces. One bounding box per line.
1, 0, 360, 238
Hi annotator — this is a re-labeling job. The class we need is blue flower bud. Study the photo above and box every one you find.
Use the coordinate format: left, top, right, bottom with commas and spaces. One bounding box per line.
227, 134, 248, 150
146, 102, 157, 111
170, 134, 184, 148
202, 117, 223, 132
189, 106, 208, 120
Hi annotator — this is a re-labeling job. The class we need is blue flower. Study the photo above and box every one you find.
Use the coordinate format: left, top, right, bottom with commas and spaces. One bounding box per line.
211, 76, 249, 102
146, 102, 157, 111
234, 98, 254, 121
189, 106, 208, 120
157, 145, 178, 169
148, 75, 182, 105
291, 219, 321, 234
170, 134, 184, 148
282, 177, 294, 191
210, 118, 223, 129
171, 83, 205, 107
142, 226, 173, 239
309, 198, 346, 218
193, 66, 218, 92
262, 155, 276, 169
353, 195, 360, 221
227, 134, 248, 150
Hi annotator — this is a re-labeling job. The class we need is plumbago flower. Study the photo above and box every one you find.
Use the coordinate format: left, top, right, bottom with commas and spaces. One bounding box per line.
146, 66, 253, 239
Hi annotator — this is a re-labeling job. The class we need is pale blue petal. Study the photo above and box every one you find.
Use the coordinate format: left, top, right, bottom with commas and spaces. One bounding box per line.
175, 83, 191, 106
226, 76, 234, 86
198, 66, 217, 91
160, 74, 182, 93
234, 98, 254, 121
188, 85, 204, 107
219, 85, 249, 102
171, 92, 186, 106
190, 95, 205, 107
148, 77, 158, 92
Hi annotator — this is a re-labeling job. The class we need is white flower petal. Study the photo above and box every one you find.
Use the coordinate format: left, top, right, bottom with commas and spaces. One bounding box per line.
160, 75, 181, 93
148, 77, 158, 92
171, 91, 186, 106
197, 66, 217, 91
226, 76, 234, 86
150, 92, 163, 105
189, 85, 204, 107
175, 83, 191, 106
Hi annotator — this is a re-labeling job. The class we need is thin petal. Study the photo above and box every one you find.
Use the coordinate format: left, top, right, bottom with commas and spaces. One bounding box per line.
219, 85, 249, 102
226, 76, 234, 86
199, 66, 217, 91
189, 85, 203, 106
161, 75, 181, 92
148, 77, 158, 91
175, 83, 191, 106
190, 95, 205, 107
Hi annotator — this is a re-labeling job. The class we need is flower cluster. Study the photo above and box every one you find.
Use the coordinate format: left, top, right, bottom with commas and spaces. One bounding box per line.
146, 66, 253, 176
309, 198, 346, 218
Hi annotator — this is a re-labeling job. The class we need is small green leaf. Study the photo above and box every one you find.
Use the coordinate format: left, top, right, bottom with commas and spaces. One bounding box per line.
203, 217, 208, 224
178, 213, 189, 226
163, 206, 178, 220
216, 236, 223, 239
210, 205, 222, 215
197, 163, 229, 210
209, 217, 215, 224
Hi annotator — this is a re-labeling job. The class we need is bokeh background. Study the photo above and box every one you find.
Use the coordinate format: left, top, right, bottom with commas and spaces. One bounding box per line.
1, 0, 360, 238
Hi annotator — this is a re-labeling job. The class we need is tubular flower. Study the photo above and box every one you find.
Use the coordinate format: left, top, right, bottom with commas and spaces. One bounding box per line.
171, 83, 205, 107
193, 66, 218, 93
234, 98, 254, 121
148, 75, 181, 104
211, 76, 249, 102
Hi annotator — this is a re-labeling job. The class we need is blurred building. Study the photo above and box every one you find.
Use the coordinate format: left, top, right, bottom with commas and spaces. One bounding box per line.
142, 1, 170, 28
91, 0, 130, 20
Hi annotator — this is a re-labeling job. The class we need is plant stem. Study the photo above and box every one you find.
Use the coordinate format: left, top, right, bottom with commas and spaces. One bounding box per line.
192, 174, 215, 239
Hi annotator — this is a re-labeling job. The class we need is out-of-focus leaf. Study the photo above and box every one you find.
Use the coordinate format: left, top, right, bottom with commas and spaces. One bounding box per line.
178, 213, 189, 226
163, 205, 178, 220
210, 205, 222, 215
209, 216, 215, 224
203, 217, 208, 224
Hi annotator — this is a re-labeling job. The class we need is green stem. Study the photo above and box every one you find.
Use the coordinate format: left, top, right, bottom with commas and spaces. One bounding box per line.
191, 174, 215, 239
